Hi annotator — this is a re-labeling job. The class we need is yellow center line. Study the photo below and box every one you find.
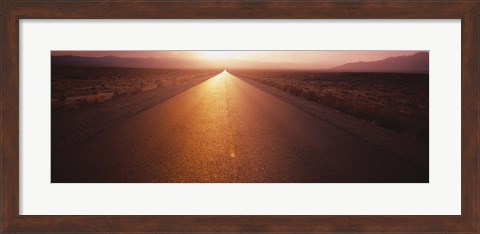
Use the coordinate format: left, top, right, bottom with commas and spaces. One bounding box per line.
224, 71, 236, 158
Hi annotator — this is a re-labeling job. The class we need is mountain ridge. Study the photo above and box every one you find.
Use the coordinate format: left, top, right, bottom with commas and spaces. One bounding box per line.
331, 52, 429, 73
51, 52, 429, 73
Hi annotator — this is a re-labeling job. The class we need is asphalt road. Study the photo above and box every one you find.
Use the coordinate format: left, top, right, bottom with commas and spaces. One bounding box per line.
52, 70, 428, 183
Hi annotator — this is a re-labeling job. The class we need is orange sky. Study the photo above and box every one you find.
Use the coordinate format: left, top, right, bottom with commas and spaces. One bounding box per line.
51, 51, 424, 69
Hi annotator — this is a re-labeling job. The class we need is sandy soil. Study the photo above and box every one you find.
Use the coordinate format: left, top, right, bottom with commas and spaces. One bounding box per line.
52, 67, 221, 153
53, 71, 427, 183
232, 71, 428, 168
230, 70, 429, 140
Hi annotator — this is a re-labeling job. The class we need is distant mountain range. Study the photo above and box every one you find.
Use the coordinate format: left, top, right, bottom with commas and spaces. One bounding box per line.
51, 55, 202, 69
51, 55, 300, 70
52, 52, 429, 73
331, 52, 428, 73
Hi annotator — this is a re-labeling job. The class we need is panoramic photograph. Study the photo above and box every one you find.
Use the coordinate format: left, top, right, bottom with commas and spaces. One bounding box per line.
51, 50, 429, 183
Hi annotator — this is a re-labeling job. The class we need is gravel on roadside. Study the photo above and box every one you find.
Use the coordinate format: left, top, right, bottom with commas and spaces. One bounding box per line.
234, 73, 429, 168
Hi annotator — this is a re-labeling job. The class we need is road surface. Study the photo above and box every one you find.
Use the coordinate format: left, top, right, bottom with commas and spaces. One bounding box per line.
52, 70, 427, 183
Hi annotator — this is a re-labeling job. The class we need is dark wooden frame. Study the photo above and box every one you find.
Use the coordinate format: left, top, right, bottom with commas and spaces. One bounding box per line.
1, 1, 478, 233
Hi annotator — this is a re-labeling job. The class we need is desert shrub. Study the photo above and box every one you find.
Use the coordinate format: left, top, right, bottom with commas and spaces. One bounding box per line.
349, 103, 374, 120
286, 85, 303, 97
310, 92, 407, 133
317, 93, 335, 104
375, 112, 406, 132
232, 70, 428, 139
52, 66, 222, 109
303, 90, 318, 102
64, 92, 114, 106
405, 111, 429, 140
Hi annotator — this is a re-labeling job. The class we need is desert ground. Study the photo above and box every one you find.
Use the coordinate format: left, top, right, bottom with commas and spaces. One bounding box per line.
52, 68, 428, 183
52, 66, 220, 108
230, 70, 429, 140
51, 66, 221, 153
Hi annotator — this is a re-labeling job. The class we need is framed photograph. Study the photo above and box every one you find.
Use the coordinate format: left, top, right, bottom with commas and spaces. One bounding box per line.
1, 1, 478, 233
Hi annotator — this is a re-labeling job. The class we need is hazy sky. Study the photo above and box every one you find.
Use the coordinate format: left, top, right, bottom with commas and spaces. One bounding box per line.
51, 51, 423, 69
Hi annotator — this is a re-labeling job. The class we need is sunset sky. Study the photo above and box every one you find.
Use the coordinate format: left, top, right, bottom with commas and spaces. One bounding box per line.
51, 51, 424, 70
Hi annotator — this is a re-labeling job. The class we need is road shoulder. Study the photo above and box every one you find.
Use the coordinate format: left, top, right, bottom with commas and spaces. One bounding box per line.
233, 73, 428, 168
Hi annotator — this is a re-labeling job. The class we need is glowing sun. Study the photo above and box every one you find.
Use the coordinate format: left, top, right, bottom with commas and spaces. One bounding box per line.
196, 51, 249, 61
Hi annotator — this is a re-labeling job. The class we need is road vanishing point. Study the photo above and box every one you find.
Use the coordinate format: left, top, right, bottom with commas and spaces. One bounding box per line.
52, 70, 427, 183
